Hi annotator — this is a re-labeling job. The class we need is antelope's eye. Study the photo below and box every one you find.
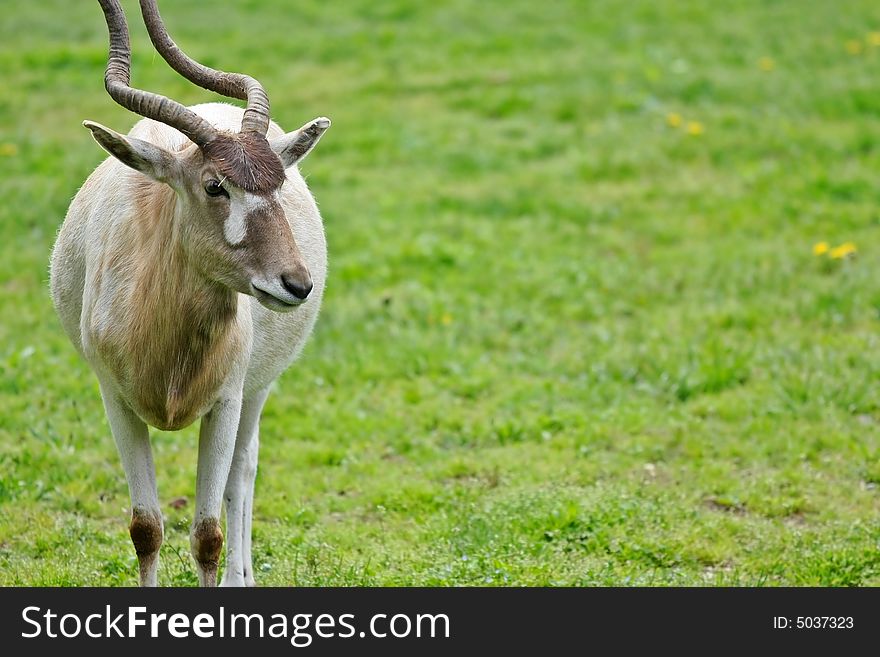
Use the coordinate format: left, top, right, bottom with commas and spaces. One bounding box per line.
205, 179, 228, 198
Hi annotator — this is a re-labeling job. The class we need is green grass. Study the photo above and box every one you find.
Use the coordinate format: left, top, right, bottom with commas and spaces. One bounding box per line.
2, 0, 880, 586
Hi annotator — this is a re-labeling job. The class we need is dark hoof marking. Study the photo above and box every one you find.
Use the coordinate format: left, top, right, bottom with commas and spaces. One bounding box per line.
192, 517, 223, 568
129, 507, 163, 556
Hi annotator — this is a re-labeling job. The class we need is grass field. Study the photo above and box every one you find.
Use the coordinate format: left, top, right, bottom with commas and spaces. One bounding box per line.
2, 0, 880, 586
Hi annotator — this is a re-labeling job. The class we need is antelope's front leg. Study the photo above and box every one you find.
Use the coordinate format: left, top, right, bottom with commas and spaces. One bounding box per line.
192, 396, 242, 586
99, 382, 163, 587
221, 387, 269, 587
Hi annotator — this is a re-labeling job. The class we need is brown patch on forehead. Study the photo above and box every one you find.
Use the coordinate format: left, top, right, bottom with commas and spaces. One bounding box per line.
243, 198, 288, 255
201, 131, 285, 193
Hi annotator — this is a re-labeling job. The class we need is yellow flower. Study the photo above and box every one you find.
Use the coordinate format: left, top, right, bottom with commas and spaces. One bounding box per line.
868, 32, 880, 47
686, 121, 704, 136
758, 56, 775, 71
441, 313, 453, 325
0, 143, 18, 157
666, 112, 682, 128
829, 242, 857, 259
812, 241, 829, 256
846, 39, 864, 55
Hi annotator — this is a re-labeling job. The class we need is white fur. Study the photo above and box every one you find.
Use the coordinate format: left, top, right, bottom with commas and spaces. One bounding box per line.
50, 103, 328, 587
224, 190, 271, 246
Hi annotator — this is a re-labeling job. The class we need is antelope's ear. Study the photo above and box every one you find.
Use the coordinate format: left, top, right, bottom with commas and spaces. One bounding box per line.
270, 117, 330, 168
83, 120, 178, 182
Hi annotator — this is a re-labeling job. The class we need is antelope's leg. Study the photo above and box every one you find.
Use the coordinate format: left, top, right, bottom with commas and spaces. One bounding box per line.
192, 396, 242, 587
99, 382, 162, 587
240, 428, 261, 588
220, 387, 269, 587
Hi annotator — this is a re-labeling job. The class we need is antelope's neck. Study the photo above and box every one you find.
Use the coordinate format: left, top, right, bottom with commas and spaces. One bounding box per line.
91, 187, 243, 431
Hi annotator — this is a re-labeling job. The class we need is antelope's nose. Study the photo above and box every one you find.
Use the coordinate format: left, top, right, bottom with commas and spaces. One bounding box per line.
281, 271, 313, 301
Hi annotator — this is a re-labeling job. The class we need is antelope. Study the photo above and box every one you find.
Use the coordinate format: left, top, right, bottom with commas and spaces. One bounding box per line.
49, 0, 330, 586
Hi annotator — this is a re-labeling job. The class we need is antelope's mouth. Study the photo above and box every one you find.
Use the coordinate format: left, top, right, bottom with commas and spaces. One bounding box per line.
251, 284, 301, 312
